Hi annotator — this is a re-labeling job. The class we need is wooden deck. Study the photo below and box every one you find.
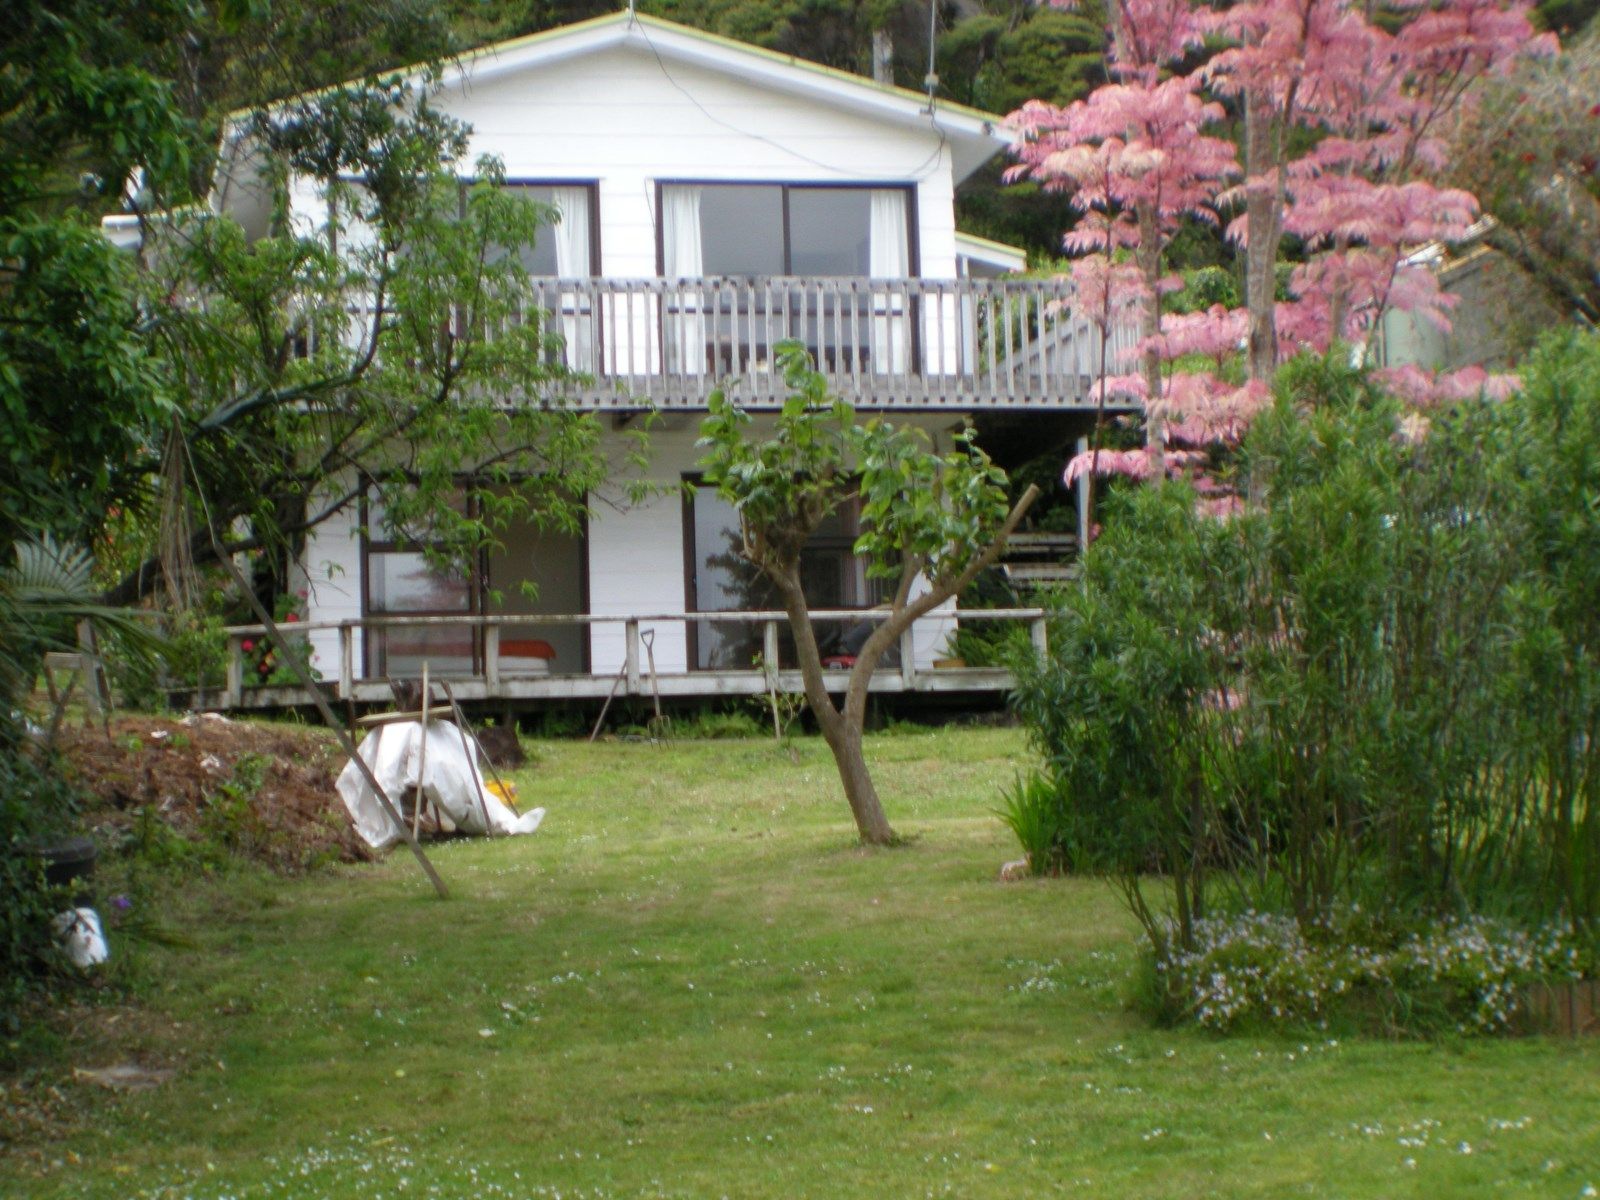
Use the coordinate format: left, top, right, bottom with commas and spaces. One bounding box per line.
198, 608, 1049, 713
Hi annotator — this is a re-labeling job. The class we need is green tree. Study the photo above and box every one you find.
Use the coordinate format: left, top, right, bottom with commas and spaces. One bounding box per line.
101, 82, 609, 608
699, 345, 1037, 844
0, 0, 193, 547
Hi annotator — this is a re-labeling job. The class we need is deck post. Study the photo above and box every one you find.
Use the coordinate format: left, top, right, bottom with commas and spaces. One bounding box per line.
338, 623, 354, 699
1031, 616, 1049, 658
625, 619, 641, 694
762, 620, 780, 682
899, 625, 916, 690
226, 635, 244, 708
484, 622, 501, 692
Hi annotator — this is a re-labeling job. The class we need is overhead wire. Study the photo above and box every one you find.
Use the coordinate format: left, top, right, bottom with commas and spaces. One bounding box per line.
629, 14, 951, 184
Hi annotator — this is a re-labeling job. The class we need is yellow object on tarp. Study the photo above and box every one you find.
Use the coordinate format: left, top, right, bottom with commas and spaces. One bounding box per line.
486, 778, 519, 812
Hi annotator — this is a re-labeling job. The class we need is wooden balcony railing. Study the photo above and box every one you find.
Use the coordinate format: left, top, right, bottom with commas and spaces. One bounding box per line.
319, 277, 1139, 411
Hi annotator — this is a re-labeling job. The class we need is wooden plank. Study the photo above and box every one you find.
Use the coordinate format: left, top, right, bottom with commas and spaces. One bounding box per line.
188, 658, 1023, 711
624, 618, 641, 693
484, 622, 501, 692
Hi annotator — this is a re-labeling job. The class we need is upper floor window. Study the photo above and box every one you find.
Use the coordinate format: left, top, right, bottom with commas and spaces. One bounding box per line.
659, 183, 911, 279
327, 180, 598, 277
501, 183, 597, 277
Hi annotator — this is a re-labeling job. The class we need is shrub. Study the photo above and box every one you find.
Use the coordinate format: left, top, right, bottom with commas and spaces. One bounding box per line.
108, 609, 229, 709
994, 772, 1066, 875
675, 706, 767, 740
0, 750, 87, 1031
1011, 331, 1600, 1018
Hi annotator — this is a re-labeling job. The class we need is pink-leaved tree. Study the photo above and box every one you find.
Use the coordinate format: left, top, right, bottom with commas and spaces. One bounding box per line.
1206, 0, 1556, 388
1007, 0, 1244, 493
1009, 0, 1556, 500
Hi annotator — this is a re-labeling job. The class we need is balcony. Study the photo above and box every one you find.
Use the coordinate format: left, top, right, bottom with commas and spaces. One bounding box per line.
513, 276, 1135, 411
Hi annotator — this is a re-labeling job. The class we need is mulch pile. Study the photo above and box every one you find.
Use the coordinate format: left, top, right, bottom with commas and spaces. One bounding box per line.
54, 714, 373, 872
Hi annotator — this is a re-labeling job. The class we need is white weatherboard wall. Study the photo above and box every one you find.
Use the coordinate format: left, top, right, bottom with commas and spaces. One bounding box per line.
292, 486, 365, 678
587, 425, 697, 676
439, 44, 959, 282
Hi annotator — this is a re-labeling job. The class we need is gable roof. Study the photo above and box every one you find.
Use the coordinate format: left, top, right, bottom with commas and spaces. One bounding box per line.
405, 12, 1011, 184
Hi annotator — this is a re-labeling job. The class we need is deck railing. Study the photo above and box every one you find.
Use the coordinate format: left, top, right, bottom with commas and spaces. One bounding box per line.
214, 608, 1049, 709
321, 277, 1138, 411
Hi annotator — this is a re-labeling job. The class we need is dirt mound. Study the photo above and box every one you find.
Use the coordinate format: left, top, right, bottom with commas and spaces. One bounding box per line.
55, 715, 372, 872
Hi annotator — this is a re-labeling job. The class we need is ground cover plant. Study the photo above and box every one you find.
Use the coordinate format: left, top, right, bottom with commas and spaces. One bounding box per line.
4, 726, 1600, 1198
1010, 333, 1600, 1031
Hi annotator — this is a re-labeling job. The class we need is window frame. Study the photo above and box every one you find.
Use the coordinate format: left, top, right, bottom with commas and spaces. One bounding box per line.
680, 474, 881, 672
653, 181, 919, 279
358, 481, 485, 678
327, 176, 601, 274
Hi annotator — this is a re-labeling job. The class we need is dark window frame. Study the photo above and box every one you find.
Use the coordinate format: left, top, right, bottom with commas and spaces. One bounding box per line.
359, 481, 484, 679
330, 176, 601, 274
653, 181, 919, 278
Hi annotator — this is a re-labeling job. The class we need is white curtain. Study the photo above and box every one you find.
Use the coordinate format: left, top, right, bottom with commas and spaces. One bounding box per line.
548, 186, 593, 371
548, 187, 589, 277
661, 186, 706, 375
869, 189, 909, 374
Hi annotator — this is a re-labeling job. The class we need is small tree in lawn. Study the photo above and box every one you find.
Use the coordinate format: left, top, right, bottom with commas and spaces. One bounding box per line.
698, 344, 1039, 845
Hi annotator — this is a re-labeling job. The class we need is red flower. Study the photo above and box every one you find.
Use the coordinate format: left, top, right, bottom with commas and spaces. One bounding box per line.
241, 639, 255, 652
285, 612, 300, 623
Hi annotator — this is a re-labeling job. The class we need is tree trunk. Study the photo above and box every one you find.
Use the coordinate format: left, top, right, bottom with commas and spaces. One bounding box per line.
761, 487, 1040, 846
823, 718, 897, 845
767, 561, 900, 845
1243, 91, 1282, 384
1135, 201, 1165, 475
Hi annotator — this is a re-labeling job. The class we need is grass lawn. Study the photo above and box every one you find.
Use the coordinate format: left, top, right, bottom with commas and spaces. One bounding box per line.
5, 726, 1599, 1198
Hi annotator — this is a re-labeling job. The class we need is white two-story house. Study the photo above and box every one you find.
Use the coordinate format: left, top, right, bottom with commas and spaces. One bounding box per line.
201, 11, 1116, 710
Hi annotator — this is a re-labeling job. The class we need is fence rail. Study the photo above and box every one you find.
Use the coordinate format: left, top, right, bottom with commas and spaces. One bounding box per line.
213, 608, 1049, 709
318, 277, 1138, 411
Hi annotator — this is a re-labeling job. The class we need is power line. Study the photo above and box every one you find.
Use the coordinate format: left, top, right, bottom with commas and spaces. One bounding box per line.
632, 18, 950, 184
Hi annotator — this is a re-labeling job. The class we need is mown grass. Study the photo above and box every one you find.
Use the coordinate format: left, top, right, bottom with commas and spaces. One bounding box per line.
5, 726, 1599, 1199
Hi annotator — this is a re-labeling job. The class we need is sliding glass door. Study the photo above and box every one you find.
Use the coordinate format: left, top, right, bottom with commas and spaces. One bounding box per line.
658, 183, 913, 375
684, 482, 880, 671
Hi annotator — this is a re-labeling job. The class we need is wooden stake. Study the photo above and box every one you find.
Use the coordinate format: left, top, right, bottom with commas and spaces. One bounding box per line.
413, 662, 430, 842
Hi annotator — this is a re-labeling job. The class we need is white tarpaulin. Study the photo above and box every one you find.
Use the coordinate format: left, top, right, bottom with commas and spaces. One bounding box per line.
336, 721, 545, 851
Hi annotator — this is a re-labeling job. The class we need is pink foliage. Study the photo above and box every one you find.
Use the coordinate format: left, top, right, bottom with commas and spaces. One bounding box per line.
1372, 364, 1523, 406
1064, 447, 1159, 486
1150, 375, 1272, 444
1138, 304, 1249, 364
1088, 372, 1151, 401
1372, 363, 1440, 405
1064, 255, 1150, 331
1022, 0, 1550, 523
1009, 80, 1239, 242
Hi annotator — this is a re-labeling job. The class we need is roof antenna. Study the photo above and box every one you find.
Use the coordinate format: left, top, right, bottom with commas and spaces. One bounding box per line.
923, 0, 939, 111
